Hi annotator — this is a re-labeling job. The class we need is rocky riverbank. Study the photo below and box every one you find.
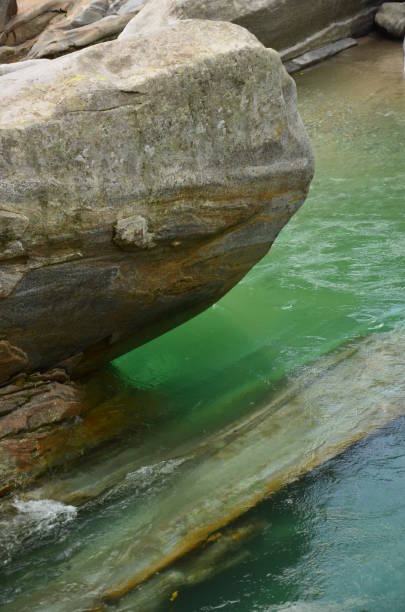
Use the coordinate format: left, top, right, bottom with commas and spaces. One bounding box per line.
0, 0, 389, 63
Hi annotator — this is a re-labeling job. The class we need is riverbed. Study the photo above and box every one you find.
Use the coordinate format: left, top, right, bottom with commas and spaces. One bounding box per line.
1, 34, 405, 611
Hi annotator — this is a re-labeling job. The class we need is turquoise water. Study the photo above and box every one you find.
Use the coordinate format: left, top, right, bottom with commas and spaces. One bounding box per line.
116, 34, 405, 440
1, 34, 405, 611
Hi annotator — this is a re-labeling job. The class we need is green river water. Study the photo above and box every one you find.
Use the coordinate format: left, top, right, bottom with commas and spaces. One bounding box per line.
1, 34, 405, 611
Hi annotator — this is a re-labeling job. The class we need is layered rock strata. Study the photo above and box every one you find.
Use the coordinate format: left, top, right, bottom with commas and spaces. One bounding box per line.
0, 366, 154, 494
0, 0, 388, 64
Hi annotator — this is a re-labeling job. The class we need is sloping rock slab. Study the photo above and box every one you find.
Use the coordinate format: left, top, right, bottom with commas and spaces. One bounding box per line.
285, 37, 358, 74
0, 20, 314, 382
7, 328, 405, 610
28, 12, 136, 58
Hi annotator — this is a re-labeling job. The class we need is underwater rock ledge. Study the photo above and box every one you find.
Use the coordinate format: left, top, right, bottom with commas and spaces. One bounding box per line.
4, 328, 405, 611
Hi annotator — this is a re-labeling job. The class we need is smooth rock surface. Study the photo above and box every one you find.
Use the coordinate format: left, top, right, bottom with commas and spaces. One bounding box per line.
0, 20, 314, 384
0, 56, 50, 75
120, 0, 385, 60
375, 2, 405, 38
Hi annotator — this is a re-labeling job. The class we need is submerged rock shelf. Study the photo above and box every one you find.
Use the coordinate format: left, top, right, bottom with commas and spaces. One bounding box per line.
1, 328, 405, 610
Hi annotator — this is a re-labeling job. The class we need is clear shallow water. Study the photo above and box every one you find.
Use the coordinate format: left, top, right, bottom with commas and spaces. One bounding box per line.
1, 34, 405, 611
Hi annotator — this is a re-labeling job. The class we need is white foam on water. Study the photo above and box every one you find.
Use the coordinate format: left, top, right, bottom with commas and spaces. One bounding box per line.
125, 457, 187, 482
12, 498, 77, 522
88, 457, 190, 509
0, 498, 78, 566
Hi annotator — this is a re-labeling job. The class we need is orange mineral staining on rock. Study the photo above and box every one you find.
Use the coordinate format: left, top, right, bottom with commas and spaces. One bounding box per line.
170, 590, 179, 602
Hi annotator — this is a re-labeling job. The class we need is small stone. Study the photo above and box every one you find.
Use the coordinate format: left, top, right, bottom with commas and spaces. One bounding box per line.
114, 215, 156, 250
56, 353, 84, 375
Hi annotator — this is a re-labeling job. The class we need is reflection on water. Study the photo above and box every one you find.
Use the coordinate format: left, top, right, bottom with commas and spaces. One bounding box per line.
1, 33, 405, 611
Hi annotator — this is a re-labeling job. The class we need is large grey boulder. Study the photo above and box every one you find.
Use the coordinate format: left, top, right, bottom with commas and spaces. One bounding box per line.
0, 19, 314, 383
375, 2, 405, 38
120, 0, 384, 60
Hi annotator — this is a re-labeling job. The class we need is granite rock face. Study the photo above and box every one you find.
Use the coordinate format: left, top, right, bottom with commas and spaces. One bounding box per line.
120, 0, 385, 60
375, 2, 405, 38
0, 20, 314, 390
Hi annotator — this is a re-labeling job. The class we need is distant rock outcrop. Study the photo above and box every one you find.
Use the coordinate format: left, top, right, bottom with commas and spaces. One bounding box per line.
0, 0, 388, 64
0, 0, 144, 62
375, 2, 405, 38
120, 0, 385, 60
